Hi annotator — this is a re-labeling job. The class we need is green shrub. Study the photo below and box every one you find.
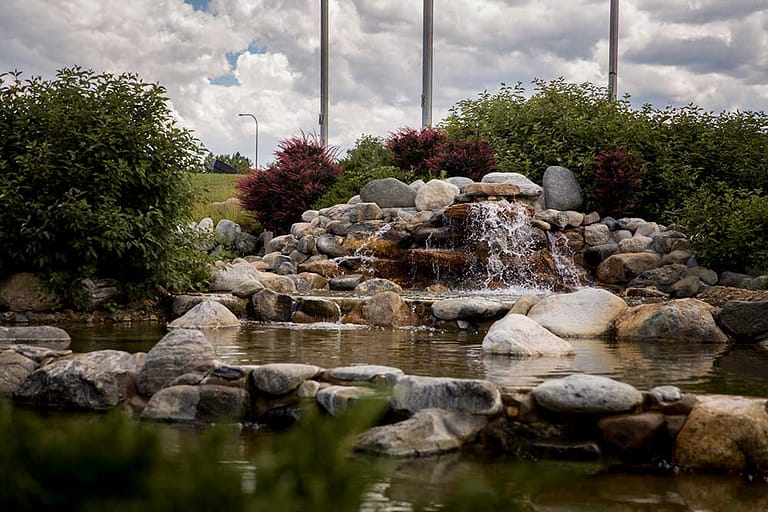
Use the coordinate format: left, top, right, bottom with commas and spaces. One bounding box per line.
672, 185, 768, 274
0, 67, 209, 296
313, 165, 417, 209
237, 134, 341, 233
339, 134, 393, 175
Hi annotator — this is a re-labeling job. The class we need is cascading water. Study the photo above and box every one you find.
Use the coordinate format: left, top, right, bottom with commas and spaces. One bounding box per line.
547, 231, 589, 290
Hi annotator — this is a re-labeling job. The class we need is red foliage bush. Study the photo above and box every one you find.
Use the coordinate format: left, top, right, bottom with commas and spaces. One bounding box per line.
426, 138, 496, 181
237, 134, 341, 233
593, 148, 643, 216
386, 127, 447, 176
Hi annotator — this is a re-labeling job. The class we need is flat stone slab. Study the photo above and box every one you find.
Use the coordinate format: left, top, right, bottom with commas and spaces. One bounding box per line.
316, 385, 377, 416
0, 326, 71, 349
532, 374, 643, 414
462, 182, 521, 197
250, 363, 324, 396
391, 376, 502, 415
325, 365, 404, 386
355, 408, 489, 457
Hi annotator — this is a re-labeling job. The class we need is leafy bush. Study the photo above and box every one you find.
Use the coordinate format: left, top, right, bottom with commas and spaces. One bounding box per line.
425, 138, 497, 181
386, 127, 447, 176
203, 151, 252, 174
592, 148, 643, 216
339, 134, 393, 175
237, 134, 341, 233
0, 67, 209, 296
672, 185, 768, 274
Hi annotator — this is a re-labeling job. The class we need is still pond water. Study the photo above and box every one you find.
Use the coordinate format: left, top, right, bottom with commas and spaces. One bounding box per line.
64, 321, 768, 511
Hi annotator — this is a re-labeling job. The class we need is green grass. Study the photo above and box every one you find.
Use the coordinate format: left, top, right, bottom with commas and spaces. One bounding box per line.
189, 173, 260, 231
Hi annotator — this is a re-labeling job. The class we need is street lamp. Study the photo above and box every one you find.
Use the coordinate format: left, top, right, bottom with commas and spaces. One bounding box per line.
238, 113, 259, 168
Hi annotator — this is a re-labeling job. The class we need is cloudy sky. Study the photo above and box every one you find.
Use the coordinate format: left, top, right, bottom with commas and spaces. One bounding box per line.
1, 0, 766, 166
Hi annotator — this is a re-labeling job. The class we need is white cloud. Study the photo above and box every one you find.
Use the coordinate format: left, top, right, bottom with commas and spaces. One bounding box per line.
1, 0, 766, 165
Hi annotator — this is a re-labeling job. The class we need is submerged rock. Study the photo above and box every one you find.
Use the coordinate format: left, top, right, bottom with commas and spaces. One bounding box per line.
391, 375, 502, 415
325, 364, 404, 386
355, 408, 489, 457
532, 374, 643, 414
141, 384, 248, 423
316, 385, 377, 416
482, 313, 574, 357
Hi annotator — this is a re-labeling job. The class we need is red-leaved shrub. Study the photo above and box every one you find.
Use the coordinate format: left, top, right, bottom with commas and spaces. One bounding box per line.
386, 127, 447, 176
426, 138, 496, 181
237, 134, 341, 233
593, 148, 643, 216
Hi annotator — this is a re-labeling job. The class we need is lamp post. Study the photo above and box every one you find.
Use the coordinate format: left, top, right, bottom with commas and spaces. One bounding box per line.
608, 0, 619, 101
422, 0, 433, 128
238, 113, 259, 168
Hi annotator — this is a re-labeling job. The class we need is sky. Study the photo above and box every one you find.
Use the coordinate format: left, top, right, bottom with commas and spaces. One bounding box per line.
1, 0, 766, 167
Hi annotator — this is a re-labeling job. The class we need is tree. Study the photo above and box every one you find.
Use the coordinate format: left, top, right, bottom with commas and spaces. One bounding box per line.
0, 67, 210, 297
203, 151, 252, 174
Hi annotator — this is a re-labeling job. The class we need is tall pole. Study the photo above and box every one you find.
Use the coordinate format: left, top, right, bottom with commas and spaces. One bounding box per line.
608, 0, 619, 101
320, 0, 329, 144
422, 0, 433, 128
238, 113, 258, 168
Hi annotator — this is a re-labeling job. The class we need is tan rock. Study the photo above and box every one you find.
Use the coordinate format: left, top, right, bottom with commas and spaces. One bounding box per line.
615, 299, 728, 342
462, 182, 521, 197
596, 253, 662, 284
362, 291, 414, 327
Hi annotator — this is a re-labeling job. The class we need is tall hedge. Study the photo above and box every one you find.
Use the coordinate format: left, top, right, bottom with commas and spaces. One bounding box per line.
0, 67, 209, 295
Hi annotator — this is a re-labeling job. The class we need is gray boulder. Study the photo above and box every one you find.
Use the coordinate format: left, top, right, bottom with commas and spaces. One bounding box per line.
415, 179, 460, 211
136, 329, 217, 396
71, 277, 120, 310
171, 294, 248, 317
168, 300, 241, 329
542, 166, 583, 210
0, 325, 71, 349
325, 365, 404, 386
251, 289, 294, 322
329, 274, 364, 291
215, 219, 241, 244
717, 300, 768, 342
391, 375, 502, 415
141, 384, 248, 423
527, 288, 627, 338
482, 313, 574, 357
355, 408, 489, 457
316, 234, 348, 258
14, 350, 142, 410
210, 262, 262, 292
316, 385, 377, 416
250, 363, 323, 395
431, 298, 508, 321
627, 264, 688, 293
355, 278, 403, 294
446, 176, 474, 190
481, 172, 543, 198
532, 374, 643, 414
0, 350, 37, 397
584, 224, 612, 246
360, 178, 417, 208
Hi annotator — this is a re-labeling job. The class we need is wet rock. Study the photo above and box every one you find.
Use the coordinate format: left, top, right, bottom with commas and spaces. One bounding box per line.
527, 288, 627, 338
482, 313, 574, 357
294, 298, 340, 323
528, 441, 602, 461
598, 412, 666, 454
325, 364, 404, 387
171, 294, 247, 317
14, 350, 142, 410
316, 385, 377, 416
596, 253, 662, 284
532, 374, 643, 414
674, 395, 768, 473
355, 408, 489, 457
330, 274, 364, 291
141, 384, 248, 423
0, 350, 37, 397
462, 182, 521, 198
250, 363, 323, 395
362, 291, 414, 327
297, 272, 330, 290
415, 179, 460, 211
542, 166, 583, 211
168, 300, 240, 329
137, 330, 217, 396
717, 300, 768, 342
431, 298, 508, 321
316, 234, 348, 258
210, 262, 262, 292
232, 279, 265, 298
583, 243, 619, 268
355, 278, 403, 294
391, 376, 502, 415
0, 272, 62, 312
360, 178, 417, 208
0, 325, 71, 349
251, 289, 294, 322
614, 299, 728, 343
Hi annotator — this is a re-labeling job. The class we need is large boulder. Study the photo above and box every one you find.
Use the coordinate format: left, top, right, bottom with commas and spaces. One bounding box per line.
0, 349, 38, 397
431, 298, 508, 322
324, 364, 404, 387
360, 178, 417, 208
362, 291, 414, 327
596, 253, 662, 284
481, 172, 543, 198
251, 289, 294, 322
71, 277, 120, 311
532, 374, 643, 414
482, 314, 574, 357
13, 350, 142, 410
355, 408, 489, 457
171, 294, 248, 317
526, 288, 627, 338
614, 299, 728, 343
136, 329, 217, 396
316, 385, 377, 416
141, 384, 248, 423
0, 272, 62, 312
0, 326, 71, 349
415, 179, 460, 211
210, 262, 262, 292
674, 395, 768, 473
717, 300, 768, 342
542, 166, 582, 211
391, 375, 502, 415
167, 300, 241, 329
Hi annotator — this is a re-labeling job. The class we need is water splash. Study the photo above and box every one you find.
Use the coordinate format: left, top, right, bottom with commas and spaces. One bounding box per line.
547, 231, 589, 289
